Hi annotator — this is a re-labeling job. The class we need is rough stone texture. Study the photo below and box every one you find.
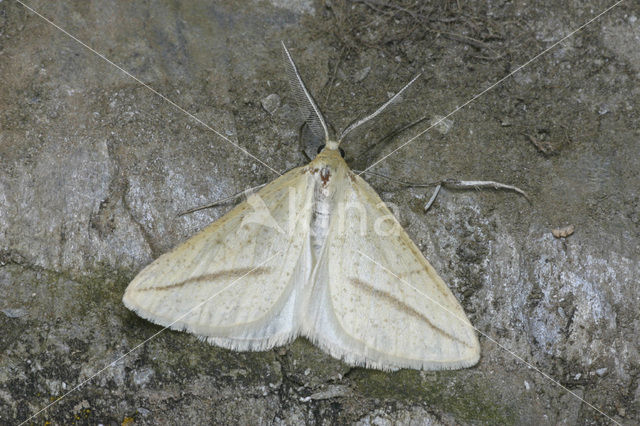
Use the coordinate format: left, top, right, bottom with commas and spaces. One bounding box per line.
1, 0, 639, 424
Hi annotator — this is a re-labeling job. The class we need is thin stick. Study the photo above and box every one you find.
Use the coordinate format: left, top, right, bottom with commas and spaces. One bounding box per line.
423, 184, 442, 212
323, 46, 348, 104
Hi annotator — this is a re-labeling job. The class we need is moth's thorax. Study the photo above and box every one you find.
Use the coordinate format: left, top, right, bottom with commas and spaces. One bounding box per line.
307, 147, 348, 189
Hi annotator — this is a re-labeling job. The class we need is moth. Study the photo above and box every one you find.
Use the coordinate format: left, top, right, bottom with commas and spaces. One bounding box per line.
123, 44, 480, 371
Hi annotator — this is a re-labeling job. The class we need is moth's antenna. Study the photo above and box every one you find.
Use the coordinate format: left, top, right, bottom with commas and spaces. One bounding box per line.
339, 73, 421, 142
281, 42, 330, 144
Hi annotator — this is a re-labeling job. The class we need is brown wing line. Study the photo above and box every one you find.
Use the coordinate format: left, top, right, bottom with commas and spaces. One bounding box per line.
135, 267, 272, 292
348, 277, 473, 348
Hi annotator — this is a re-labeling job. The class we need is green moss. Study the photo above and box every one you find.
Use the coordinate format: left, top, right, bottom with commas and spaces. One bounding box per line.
351, 369, 515, 424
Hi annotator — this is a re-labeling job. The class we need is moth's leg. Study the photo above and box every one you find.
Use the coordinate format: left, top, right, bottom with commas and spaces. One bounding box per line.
176, 183, 267, 217
356, 170, 528, 212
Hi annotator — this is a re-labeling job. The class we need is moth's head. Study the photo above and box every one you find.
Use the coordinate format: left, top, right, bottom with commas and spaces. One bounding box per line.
317, 140, 346, 158
325, 140, 340, 151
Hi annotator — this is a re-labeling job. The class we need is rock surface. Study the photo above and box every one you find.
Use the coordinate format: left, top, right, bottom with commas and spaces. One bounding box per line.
1, 0, 639, 424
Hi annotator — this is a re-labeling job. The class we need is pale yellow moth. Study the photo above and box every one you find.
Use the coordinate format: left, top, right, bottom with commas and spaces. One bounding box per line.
123, 44, 480, 371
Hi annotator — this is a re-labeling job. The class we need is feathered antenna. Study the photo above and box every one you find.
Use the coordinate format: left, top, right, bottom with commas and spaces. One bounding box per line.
281, 42, 330, 144
339, 73, 421, 142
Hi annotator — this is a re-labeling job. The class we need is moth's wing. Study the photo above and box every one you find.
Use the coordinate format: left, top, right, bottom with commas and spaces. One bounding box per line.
306, 171, 480, 371
123, 166, 313, 351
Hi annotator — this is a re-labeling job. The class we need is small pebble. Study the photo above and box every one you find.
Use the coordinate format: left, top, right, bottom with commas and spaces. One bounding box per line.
354, 66, 371, 82
2, 308, 27, 318
261, 93, 280, 115
431, 115, 453, 134
552, 224, 575, 238
595, 367, 608, 377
